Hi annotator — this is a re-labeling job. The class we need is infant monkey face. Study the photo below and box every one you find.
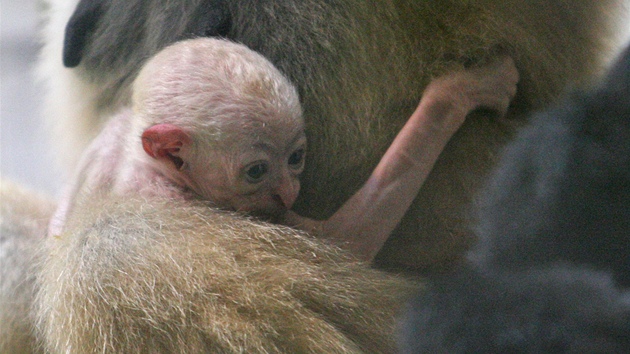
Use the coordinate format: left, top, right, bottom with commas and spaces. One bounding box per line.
193, 126, 307, 221
234, 141, 305, 219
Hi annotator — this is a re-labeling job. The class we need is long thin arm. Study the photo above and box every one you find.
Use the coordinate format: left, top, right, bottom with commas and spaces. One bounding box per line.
287, 56, 519, 261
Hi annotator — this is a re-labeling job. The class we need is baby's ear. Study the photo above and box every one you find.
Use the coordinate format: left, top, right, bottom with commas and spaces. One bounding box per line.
141, 124, 192, 170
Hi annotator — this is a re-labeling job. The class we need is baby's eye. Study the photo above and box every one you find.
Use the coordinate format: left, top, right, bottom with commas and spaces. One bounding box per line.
245, 162, 269, 183
288, 148, 305, 170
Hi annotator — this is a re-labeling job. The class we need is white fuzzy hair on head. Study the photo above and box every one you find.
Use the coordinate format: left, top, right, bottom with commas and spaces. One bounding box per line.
131, 38, 302, 147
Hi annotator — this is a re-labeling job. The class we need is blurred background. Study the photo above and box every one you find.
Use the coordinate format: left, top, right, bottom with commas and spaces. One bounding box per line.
2, 1, 630, 199
2, 0, 61, 196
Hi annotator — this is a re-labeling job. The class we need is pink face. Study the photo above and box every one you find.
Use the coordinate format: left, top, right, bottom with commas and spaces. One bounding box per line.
184, 120, 306, 221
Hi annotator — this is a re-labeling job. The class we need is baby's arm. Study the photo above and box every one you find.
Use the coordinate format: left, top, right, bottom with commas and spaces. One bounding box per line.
286, 56, 519, 261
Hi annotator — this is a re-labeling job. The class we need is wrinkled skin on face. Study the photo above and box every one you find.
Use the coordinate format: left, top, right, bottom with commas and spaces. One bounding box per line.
183, 119, 307, 221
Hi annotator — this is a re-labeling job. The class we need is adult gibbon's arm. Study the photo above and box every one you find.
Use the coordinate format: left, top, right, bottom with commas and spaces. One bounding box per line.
37, 194, 417, 353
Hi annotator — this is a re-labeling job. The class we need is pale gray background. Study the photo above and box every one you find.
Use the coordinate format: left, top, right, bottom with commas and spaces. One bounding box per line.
2, 0, 630, 199
2, 0, 62, 196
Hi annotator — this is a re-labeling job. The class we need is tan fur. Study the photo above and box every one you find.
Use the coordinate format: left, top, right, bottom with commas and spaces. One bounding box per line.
21, 0, 626, 352
36, 192, 417, 353
38, 0, 626, 271
0, 179, 55, 353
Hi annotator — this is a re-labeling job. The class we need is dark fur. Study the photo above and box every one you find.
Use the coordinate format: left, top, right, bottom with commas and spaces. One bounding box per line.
56, 0, 623, 271
399, 46, 630, 353
400, 266, 630, 353
471, 45, 630, 285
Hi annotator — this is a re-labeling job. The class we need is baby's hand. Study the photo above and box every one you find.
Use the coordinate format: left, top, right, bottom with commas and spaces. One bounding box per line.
424, 56, 519, 119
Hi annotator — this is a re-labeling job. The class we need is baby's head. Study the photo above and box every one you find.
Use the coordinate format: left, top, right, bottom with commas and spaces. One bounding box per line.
133, 38, 306, 219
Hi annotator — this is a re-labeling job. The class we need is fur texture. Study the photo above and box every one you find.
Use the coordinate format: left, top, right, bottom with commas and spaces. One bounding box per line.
38, 0, 626, 271
0, 180, 55, 354
398, 44, 630, 353
19, 0, 627, 352
400, 266, 630, 353
471, 44, 630, 286
36, 193, 417, 353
